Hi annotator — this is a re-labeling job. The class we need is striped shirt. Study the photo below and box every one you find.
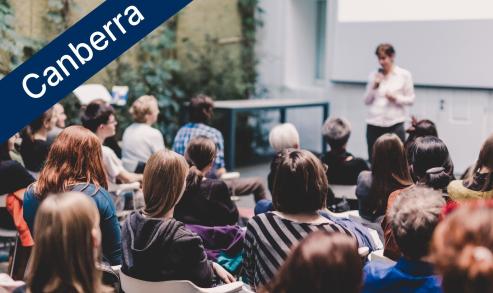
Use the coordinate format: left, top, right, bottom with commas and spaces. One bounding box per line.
243, 212, 356, 290
172, 123, 225, 170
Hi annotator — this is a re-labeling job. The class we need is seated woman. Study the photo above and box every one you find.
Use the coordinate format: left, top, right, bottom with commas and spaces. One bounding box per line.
259, 231, 362, 293
448, 134, 493, 200
0, 134, 35, 280
431, 203, 493, 293
14, 192, 112, 293
321, 117, 369, 185
20, 108, 56, 176
356, 134, 412, 222
23, 126, 122, 265
121, 149, 234, 286
122, 95, 165, 173
383, 136, 454, 259
404, 118, 438, 162
81, 101, 143, 186
174, 136, 238, 226
243, 149, 356, 291
267, 123, 300, 192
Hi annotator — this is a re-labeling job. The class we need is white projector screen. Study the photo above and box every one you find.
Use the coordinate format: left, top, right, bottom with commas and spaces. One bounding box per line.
331, 0, 493, 88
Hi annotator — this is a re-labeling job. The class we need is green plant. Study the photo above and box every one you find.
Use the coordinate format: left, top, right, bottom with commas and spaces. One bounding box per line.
105, 22, 184, 145
44, 0, 77, 34
0, 0, 40, 78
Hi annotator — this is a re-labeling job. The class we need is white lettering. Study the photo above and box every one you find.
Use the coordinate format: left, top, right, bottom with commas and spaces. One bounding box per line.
90, 31, 109, 51
44, 66, 64, 87
68, 42, 93, 65
23, 73, 46, 99
125, 5, 145, 26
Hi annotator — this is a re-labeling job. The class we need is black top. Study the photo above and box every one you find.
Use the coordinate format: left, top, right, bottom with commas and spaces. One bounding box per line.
321, 150, 369, 185
174, 179, 239, 226
122, 211, 214, 286
0, 160, 35, 194
20, 139, 50, 172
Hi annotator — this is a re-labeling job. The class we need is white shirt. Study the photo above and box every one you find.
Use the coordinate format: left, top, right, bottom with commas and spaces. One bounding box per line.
102, 145, 126, 184
364, 65, 415, 127
121, 123, 165, 172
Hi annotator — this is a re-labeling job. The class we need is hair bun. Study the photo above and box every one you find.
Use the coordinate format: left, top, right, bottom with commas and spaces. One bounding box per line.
426, 167, 445, 175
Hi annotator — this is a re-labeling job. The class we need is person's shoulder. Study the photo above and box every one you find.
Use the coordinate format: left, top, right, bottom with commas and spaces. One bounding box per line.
394, 65, 412, 77
363, 260, 395, 286
358, 170, 372, 183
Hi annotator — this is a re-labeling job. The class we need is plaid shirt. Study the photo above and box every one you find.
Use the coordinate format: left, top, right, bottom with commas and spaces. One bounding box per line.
172, 123, 225, 169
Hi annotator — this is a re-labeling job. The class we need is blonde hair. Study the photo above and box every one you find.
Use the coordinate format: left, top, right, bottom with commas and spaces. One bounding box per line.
26, 192, 111, 293
143, 149, 189, 218
129, 95, 158, 123
269, 123, 300, 152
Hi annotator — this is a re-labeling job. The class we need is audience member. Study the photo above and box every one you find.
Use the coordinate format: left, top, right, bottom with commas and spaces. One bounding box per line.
321, 117, 369, 185
363, 187, 444, 293
383, 136, 454, 259
46, 103, 67, 145
172, 94, 267, 202
243, 149, 356, 291
448, 134, 493, 200
81, 101, 143, 185
20, 108, 57, 175
121, 149, 234, 286
122, 95, 165, 173
23, 126, 122, 265
404, 118, 438, 161
174, 136, 239, 226
267, 123, 300, 192
431, 204, 493, 293
356, 133, 412, 221
259, 231, 362, 293
0, 134, 35, 280
14, 192, 112, 293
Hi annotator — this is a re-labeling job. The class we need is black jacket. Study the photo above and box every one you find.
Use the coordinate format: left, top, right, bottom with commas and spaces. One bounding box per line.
121, 211, 214, 287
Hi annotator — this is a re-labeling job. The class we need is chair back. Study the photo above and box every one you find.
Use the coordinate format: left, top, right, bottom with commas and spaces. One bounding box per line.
119, 270, 244, 293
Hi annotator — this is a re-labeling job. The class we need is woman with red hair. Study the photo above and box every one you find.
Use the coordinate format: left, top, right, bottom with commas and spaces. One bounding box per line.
23, 125, 122, 265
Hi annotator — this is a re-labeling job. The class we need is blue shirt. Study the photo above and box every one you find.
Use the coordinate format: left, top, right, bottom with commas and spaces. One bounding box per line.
23, 183, 122, 265
172, 123, 225, 170
363, 258, 442, 293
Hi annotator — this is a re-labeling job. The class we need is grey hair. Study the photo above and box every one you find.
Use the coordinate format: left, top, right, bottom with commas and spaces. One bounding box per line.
321, 117, 351, 149
389, 186, 445, 259
269, 123, 300, 152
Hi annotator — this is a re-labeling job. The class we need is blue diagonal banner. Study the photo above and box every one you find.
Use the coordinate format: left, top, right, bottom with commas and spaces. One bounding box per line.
0, 0, 192, 143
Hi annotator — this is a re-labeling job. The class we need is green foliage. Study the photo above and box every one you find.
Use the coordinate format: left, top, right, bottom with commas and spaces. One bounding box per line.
105, 23, 185, 145
44, 0, 77, 34
0, 0, 40, 78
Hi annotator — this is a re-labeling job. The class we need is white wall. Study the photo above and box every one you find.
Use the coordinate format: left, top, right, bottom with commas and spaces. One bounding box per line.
256, 0, 493, 174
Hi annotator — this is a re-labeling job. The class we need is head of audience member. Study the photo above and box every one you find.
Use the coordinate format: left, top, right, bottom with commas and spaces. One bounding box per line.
389, 187, 445, 261
35, 126, 107, 199
260, 231, 362, 293
189, 94, 214, 124
272, 149, 329, 214
25, 192, 109, 293
409, 136, 454, 191
24, 108, 56, 142
321, 117, 351, 152
367, 133, 412, 217
129, 95, 160, 125
185, 136, 216, 187
406, 119, 438, 142
53, 103, 67, 129
81, 100, 117, 142
431, 204, 493, 293
142, 149, 189, 218
0, 134, 18, 161
375, 43, 395, 72
464, 134, 493, 191
269, 123, 300, 153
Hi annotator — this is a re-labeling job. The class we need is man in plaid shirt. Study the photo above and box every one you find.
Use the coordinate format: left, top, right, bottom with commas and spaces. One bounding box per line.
173, 95, 266, 201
